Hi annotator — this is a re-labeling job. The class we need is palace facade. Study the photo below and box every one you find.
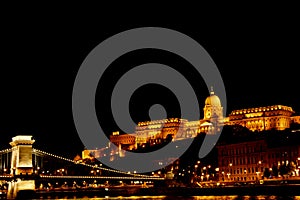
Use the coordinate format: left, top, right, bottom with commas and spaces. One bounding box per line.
109, 88, 225, 151
224, 105, 295, 131
109, 88, 299, 149
83, 88, 300, 162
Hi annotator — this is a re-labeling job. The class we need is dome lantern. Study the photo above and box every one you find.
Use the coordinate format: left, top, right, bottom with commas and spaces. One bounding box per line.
205, 86, 221, 107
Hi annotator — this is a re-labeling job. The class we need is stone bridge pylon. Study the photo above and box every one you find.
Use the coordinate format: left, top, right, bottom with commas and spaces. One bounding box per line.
7, 135, 35, 199
9, 135, 35, 175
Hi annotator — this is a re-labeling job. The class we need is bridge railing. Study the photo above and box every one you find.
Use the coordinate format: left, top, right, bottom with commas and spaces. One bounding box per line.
32, 148, 163, 179
0, 148, 12, 155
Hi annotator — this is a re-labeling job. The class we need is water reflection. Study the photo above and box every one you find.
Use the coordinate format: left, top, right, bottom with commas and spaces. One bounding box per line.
32, 196, 300, 200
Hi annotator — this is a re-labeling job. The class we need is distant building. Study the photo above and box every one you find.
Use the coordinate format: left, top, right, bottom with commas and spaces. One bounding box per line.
224, 105, 295, 131
105, 87, 224, 152
110, 131, 136, 150
217, 140, 268, 182
133, 87, 224, 148
203, 87, 224, 126
82, 87, 300, 163
217, 139, 300, 182
82, 148, 108, 160
292, 116, 300, 124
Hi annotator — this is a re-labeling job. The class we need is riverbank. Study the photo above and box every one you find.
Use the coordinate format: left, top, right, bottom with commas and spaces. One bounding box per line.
2, 184, 300, 199
13, 184, 298, 199
140, 185, 300, 196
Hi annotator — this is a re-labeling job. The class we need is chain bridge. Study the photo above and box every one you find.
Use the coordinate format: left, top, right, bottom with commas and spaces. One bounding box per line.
0, 135, 164, 199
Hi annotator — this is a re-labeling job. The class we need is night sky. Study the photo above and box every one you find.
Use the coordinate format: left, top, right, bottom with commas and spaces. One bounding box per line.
1, 11, 299, 159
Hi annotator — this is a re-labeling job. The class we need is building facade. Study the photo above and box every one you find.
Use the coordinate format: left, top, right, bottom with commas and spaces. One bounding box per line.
109, 88, 224, 150
111, 89, 299, 149
224, 105, 295, 131
217, 139, 300, 182
292, 116, 300, 124
82, 87, 300, 168
217, 140, 268, 182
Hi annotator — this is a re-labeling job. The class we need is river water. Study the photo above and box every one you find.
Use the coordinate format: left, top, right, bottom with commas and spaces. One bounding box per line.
31, 196, 300, 200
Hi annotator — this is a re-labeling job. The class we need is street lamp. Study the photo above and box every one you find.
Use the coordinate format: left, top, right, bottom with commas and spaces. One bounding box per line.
200, 175, 204, 181
227, 173, 231, 181
206, 174, 210, 181
221, 171, 225, 182
215, 168, 219, 181
295, 169, 299, 176
257, 161, 263, 179
228, 163, 233, 182
258, 160, 262, 165
194, 165, 199, 176
256, 171, 260, 181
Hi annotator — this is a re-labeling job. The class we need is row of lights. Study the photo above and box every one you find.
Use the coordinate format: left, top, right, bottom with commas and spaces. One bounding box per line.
0, 148, 12, 154
33, 149, 74, 163
232, 105, 292, 115
34, 149, 157, 178
219, 159, 300, 181
40, 175, 164, 180
82, 162, 153, 178
0, 175, 12, 178
138, 118, 183, 126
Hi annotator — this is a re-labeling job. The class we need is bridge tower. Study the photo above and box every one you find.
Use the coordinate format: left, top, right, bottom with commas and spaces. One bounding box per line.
7, 135, 36, 199
9, 135, 35, 175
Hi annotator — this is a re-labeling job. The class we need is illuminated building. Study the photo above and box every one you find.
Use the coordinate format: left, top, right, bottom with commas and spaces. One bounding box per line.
110, 131, 136, 150
292, 116, 300, 124
82, 88, 224, 159
203, 87, 224, 127
217, 139, 300, 182
135, 118, 187, 146
109, 131, 136, 159
82, 87, 300, 163
224, 105, 294, 131
134, 87, 224, 147
217, 140, 268, 182
82, 148, 108, 160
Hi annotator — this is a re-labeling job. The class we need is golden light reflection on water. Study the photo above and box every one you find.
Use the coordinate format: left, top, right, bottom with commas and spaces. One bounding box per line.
193, 196, 300, 200
193, 197, 299, 200
52, 196, 300, 200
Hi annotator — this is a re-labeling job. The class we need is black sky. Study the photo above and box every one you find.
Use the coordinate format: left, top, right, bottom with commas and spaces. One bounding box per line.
0, 10, 299, 158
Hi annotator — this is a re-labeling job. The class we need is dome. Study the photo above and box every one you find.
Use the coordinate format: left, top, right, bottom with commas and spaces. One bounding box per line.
205, 88, 221, 106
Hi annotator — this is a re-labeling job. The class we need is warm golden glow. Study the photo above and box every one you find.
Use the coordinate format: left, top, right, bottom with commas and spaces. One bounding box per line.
84, 90, 300, 163
227, 105, 296, 131
245, 112, 263, 118
112, 131, 119, 136
10, 135, 35, 175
